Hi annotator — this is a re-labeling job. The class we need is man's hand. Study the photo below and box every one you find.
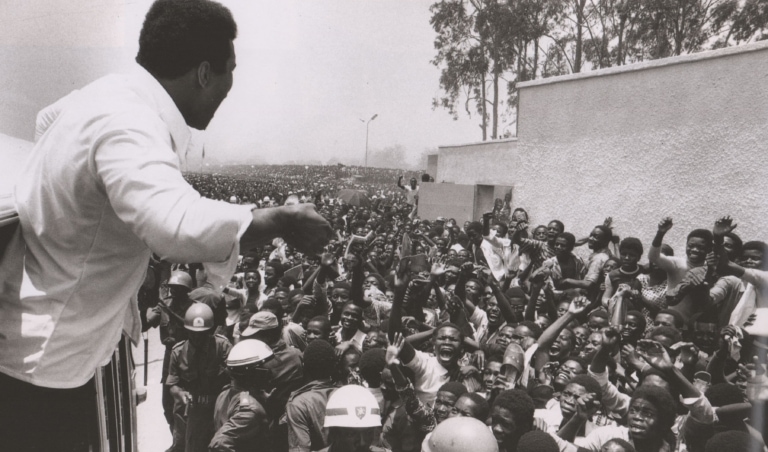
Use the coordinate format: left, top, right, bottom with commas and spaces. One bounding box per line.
320, 252, 335, 268
483, 212, 494, 222
601, 328, 622, 355
603, 217, 613, 229
713, 216, 738, 237
281, 204, 334, 254
575, 392, 599, 420
430, 258, 447, 277
386, 333, 405, 365
621, 344, 645, 370
636, 340, 674, 372
568, 296, 590, 315
658, 217, 673, 233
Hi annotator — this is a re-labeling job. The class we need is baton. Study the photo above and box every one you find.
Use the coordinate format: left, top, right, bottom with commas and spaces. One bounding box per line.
143, 331, 148, 386
156, 297, 187, 324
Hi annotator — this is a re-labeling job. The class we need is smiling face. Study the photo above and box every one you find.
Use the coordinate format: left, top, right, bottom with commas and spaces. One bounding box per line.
621, 314, 644, 343
686, 237, 710, 264
741, 249, 764, 269
340, 304, 363, 332
464, 281, 482, 301
588, 227, 608, 250
485, 297, 502, 326
549, 329, 574, 361
553, 359, 585, 390
580, 332, 603, 358
305, 319, 330, 343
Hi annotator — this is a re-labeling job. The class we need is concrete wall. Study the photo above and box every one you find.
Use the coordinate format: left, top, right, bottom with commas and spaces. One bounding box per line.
418, 182, 476, 224
435, 41, 768, 249
427, 154, 439, 181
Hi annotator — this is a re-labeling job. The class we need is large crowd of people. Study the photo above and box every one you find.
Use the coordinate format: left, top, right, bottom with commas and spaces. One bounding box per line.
4, 1, 765, 451
135, 165, 768, 452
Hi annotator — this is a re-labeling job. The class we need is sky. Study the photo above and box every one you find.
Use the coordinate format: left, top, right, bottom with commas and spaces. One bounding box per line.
0, 0, 491, 167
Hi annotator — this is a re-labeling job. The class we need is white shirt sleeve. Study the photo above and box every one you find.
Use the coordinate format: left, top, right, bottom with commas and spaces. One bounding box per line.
93, 112, 254, 265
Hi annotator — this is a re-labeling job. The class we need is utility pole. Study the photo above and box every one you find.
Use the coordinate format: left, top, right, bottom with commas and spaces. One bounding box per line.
361, 114, 378, 170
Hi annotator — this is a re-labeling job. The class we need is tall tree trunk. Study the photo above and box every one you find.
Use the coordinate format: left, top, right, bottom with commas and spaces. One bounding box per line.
533, 39, 539, 78
492, 68, 499, 139
481, 73, 488, 141
617, 16, 625, 65
574, 0, 586, 73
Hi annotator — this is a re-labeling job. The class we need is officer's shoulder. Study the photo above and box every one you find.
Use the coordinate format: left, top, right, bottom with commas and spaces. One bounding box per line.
238, 391, 260, 410
214, 334, 231, 344
172, 340, 188, 350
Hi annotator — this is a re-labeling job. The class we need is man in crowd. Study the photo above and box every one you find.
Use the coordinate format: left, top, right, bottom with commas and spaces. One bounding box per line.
0, 0, 332, 448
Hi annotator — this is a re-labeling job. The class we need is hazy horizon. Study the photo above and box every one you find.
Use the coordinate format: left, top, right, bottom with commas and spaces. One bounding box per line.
0, 0, 502, 168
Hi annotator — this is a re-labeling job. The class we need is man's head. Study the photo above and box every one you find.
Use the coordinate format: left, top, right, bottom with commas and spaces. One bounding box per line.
304, 339, 337, 381
559, 375, 602, 419
552, 357, 588, 391
587, 226, 613, 251
306, 315, 331, 344
546, 220, 565, 243
621, 311, 646, 344
626, 386, 676, 442
740, 241, 768, 270
358, 349, 387, 389
549, 328, 575, 361
587, 309, 610, 332
434, 381, 468, 424
340, 303, 363, 333
653, 309, 684, 330
241, 311, 281, 345
433, 323, 464, 369
490, 389, 535, 451
449, 392, 490, 421
137, 0, 237, 130
685, 229, 713, 265
553, 232, 576, 257
466, 222, 484, 246
619, 237, 643, 268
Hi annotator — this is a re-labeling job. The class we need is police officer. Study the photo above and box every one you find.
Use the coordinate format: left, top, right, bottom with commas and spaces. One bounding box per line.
321, 385, 388, 452
147, 270, 196, 433
209, 339, 274, 452
167, 303, 232, 452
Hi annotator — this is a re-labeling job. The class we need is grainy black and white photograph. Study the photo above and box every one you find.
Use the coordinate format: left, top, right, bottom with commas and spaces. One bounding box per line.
1, 0, 767, 451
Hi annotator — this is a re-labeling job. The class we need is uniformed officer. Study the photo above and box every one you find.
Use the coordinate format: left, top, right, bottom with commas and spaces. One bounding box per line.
167, 303, 232, 452
209, 339, 274, 452
321, 385, 389, 452
146, 270, 196, 434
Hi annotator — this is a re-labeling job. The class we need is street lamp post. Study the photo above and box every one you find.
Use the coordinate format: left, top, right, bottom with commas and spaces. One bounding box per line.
361, 114, 378, 170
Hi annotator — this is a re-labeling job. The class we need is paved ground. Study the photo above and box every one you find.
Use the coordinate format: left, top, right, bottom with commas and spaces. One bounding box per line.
132, 327, 172, 452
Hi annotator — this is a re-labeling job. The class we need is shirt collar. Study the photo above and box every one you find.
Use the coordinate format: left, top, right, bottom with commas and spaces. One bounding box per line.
130, 64, 191, 155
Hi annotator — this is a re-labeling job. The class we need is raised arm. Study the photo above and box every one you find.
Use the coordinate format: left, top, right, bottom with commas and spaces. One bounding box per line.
647, 217, 675, 271
533, 296, 589, 371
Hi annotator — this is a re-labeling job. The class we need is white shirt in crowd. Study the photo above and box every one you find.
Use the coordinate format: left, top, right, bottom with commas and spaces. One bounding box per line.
0, 65, 253, 388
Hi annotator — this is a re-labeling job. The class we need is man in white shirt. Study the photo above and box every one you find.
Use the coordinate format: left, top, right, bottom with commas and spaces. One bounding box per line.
0, 1, 332, 449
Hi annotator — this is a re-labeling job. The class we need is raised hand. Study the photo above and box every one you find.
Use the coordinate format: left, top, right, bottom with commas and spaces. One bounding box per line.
281, 204, 335, 254
658, 217, 673, 233
603, 217, 613, 229
430, 258, 447, 277
574, 392, 599, 420
568, 296, 590, 315
320, 252, 335, 267
713, 216, 738, 237
621, 344, 645, 370
601, 328, 622, 355
386, 332, 406, 365
636, 340, 674, 372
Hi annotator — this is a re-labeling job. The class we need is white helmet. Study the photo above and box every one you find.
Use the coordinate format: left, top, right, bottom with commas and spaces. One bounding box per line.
227, 339, 274, 384
227, 339, 274, 367
324, 385, 381, 428
423, 417, 498, 452
229, 195, 238, 204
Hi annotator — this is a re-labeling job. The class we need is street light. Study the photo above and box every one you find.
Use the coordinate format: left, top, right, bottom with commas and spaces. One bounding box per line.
361, 114, 378, 170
